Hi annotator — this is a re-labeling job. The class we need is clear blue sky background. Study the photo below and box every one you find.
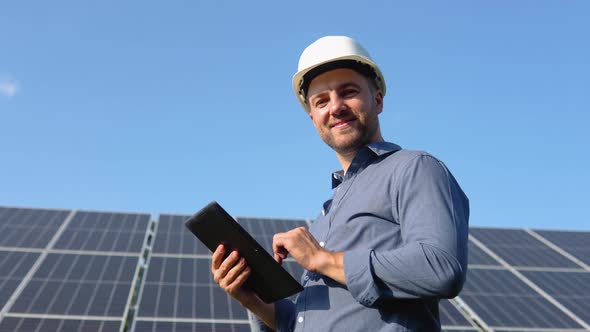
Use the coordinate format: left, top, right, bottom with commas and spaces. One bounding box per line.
1, 1, 588, 230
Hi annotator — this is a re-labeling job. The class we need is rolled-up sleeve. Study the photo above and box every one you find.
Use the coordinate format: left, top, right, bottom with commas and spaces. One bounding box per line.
255, 299, 296, 332
344, 154, 469, 306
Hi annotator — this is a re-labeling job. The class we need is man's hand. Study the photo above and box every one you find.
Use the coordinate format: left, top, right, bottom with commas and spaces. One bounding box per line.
211, 245, 277, 330
211, 245, 255, 305
272, 227, 346, 284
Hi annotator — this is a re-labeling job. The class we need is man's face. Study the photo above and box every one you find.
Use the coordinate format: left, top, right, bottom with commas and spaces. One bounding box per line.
307, 68, 383, 156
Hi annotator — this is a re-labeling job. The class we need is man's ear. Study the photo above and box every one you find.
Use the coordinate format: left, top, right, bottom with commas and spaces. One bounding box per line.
374, 90, 384, 114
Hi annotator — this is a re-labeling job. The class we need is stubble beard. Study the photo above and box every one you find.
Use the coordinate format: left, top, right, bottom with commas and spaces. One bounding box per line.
321, 112, 380, 156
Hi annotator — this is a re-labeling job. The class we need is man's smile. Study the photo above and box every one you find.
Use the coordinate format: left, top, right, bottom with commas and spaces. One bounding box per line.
330, 118, 356, 129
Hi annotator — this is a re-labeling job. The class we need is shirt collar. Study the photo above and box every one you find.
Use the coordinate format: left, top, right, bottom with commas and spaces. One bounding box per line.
331, 141, 402, 189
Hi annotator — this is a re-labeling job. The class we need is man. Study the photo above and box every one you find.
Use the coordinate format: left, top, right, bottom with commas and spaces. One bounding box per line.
211, 36, 469, 331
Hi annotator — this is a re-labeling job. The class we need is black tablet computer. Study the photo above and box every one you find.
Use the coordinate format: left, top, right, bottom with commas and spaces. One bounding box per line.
184, 201, 303, 303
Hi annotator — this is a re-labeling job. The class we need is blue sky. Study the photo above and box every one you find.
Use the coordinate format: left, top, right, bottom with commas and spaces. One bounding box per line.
1, 1, 589, 230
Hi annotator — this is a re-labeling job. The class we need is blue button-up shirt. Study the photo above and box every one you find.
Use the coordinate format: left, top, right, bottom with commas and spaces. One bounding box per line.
266, 142, 469, 331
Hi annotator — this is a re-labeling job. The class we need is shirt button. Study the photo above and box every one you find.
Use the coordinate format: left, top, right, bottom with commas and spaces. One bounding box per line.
298, 316, 304, 323
319, 241, 325, 247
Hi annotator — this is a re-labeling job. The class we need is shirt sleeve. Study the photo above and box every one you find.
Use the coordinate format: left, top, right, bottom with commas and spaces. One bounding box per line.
253, 299, 296, 332
343, 154, 469, 307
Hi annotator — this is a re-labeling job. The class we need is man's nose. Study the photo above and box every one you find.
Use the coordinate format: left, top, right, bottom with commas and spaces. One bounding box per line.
329, 95, 345, 115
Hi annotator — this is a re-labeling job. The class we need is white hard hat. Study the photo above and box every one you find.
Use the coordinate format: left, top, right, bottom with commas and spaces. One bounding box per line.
292, 36, 386, 113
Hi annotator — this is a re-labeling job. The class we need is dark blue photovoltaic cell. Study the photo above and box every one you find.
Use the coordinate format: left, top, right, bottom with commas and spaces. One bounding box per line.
53, 211, 150, 253
0, 250, 39, 309
440, 299, 472, 326
137, 256, 248, 320
534, 229, 590, 266
0, 207, 70, 248
237, 217, 308, 255
9, 253, 137, 317
0, 317, 121, 332
470, 228, 578, 268
468, 240, 500, 266
460, 268, 582, 329
133, 321, 251, 332
153, 214, 210, 255
520, 270, 590, 323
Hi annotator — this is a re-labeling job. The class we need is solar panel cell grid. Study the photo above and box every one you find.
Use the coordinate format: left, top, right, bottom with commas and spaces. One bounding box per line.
535, 230, 590, 266
133, 321, 252, 332
53, 211, 150, 253
520, 270, 590, 323
470, 228, 578, 268
467, 241, 500, 266
0, 250, 39, 309
137, 256, 248, 320
9, 253, 137, 317
0, 317, 121, 332
152, 214, 210, 255
0, 207, 69, 248
460, 268, 582, 329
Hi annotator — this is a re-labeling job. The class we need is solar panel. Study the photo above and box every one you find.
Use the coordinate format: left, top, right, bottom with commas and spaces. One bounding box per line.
4, 204, 590, 332
470, 228, 579, 268
459, 268, 583, 329
9, 253, 137, 317
53, 211, 150, 253
440, 299, 473, 327
152, 214, 209, 255
520, 270, 590, 324
0, 250, 39, 310
133, 321, 252, 332
134, 213, 255, 332
0, 207, 70, 248
137, 256, 247, 320
534, 230, 590, 266
0, 317, 121, 332
467, 240, 500, 266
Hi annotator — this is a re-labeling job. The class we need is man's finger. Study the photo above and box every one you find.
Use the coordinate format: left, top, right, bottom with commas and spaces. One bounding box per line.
211, 244, 225, 271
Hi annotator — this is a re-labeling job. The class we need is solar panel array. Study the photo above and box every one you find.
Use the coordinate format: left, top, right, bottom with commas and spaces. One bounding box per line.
132, 214, 308, 332
2, 205, 590, 332
0, 207, 151, 332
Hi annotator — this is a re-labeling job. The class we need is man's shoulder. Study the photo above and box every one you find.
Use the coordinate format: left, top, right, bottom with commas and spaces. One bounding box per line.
384, 148, 440, 165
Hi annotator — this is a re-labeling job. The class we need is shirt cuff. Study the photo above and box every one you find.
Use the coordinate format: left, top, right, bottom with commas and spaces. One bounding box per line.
344, 249, 381, 307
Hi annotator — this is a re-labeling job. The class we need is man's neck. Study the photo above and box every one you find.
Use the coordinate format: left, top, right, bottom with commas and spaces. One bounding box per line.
336, 151, 357, 174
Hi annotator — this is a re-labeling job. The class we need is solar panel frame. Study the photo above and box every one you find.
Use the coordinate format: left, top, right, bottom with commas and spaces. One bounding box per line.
439, 299, 475, 329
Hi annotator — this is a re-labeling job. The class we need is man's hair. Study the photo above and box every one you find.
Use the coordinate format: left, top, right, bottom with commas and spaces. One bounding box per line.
300, 59, 379, 100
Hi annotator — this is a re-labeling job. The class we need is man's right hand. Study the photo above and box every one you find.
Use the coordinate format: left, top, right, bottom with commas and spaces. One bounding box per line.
211, 244, 257, 306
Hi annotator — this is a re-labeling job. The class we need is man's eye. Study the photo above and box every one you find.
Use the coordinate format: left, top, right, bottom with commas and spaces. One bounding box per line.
342, 89, 358, 97
315, 99, 328, 108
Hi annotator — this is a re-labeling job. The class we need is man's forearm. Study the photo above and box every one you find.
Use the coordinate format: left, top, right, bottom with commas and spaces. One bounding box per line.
240, 296, 277, 331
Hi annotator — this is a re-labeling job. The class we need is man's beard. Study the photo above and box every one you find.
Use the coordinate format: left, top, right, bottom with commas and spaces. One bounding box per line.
321, 116, 380, 156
